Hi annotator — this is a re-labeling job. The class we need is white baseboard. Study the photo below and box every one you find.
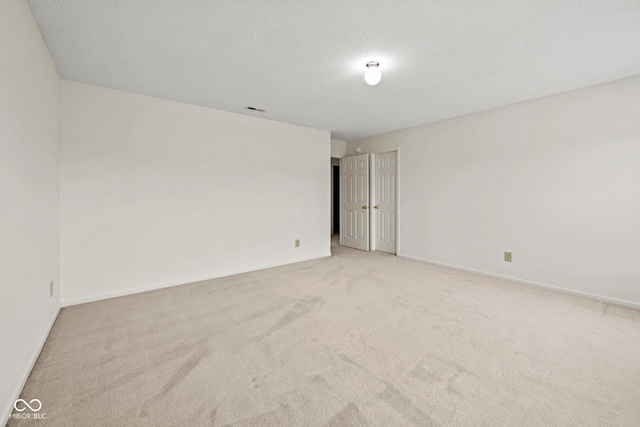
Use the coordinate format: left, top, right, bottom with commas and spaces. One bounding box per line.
2, 305, 61, 427
62, 253, 332, 307
397, 252, 640, 310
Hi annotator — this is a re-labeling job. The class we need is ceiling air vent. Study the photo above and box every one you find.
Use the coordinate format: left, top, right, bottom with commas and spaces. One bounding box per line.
243, 106, 266, 113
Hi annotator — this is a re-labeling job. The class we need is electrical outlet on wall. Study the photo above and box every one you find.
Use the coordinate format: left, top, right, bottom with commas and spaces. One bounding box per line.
295, 239, 300, 248
504, 252, 512, 262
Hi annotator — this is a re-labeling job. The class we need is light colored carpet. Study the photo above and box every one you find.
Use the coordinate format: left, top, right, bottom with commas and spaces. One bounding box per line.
9, 239, 640, 426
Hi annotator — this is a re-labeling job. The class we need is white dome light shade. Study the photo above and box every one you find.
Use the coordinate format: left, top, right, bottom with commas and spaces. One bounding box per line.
364, 61, 381, 85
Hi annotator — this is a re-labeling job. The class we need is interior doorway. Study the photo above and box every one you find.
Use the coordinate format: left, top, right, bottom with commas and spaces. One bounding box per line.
332, 164, 340, 234
330, 158, 340, 236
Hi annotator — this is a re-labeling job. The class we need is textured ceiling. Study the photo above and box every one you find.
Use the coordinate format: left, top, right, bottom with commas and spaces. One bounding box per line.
27, 0, 640, 141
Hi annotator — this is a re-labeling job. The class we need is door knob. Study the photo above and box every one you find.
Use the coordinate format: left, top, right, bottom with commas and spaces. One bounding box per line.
374, 205, 379, 209
362, 205, 367, 209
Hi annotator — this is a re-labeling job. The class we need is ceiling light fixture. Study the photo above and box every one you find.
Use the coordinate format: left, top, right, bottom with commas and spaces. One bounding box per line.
364, 61, 381, 85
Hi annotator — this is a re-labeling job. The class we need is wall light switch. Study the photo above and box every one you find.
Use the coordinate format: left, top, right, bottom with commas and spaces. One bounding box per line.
295, 239, 300, 248
504, 252, 512, 262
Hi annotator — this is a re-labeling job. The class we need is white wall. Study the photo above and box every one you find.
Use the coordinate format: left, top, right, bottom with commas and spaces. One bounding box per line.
61, 81, 331, 305
0, 0, 61, 423
331, 139, 347, 158
349, 76, 640, 308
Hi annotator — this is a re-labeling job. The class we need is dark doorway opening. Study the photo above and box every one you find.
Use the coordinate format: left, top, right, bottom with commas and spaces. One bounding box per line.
332, 165, 340, 235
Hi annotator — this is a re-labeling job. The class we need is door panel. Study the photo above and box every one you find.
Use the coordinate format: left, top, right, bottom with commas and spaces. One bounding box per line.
341, 154, 369, 251
374, 152, 397, 254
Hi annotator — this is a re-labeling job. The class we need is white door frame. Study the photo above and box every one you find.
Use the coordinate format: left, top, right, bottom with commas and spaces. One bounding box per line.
339, 147, 400, 253
369, 147, 400, 253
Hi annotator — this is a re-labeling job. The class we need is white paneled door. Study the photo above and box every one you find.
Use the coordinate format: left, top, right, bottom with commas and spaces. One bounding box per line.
373, 152, 397, 254
341, 154, 369, 251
